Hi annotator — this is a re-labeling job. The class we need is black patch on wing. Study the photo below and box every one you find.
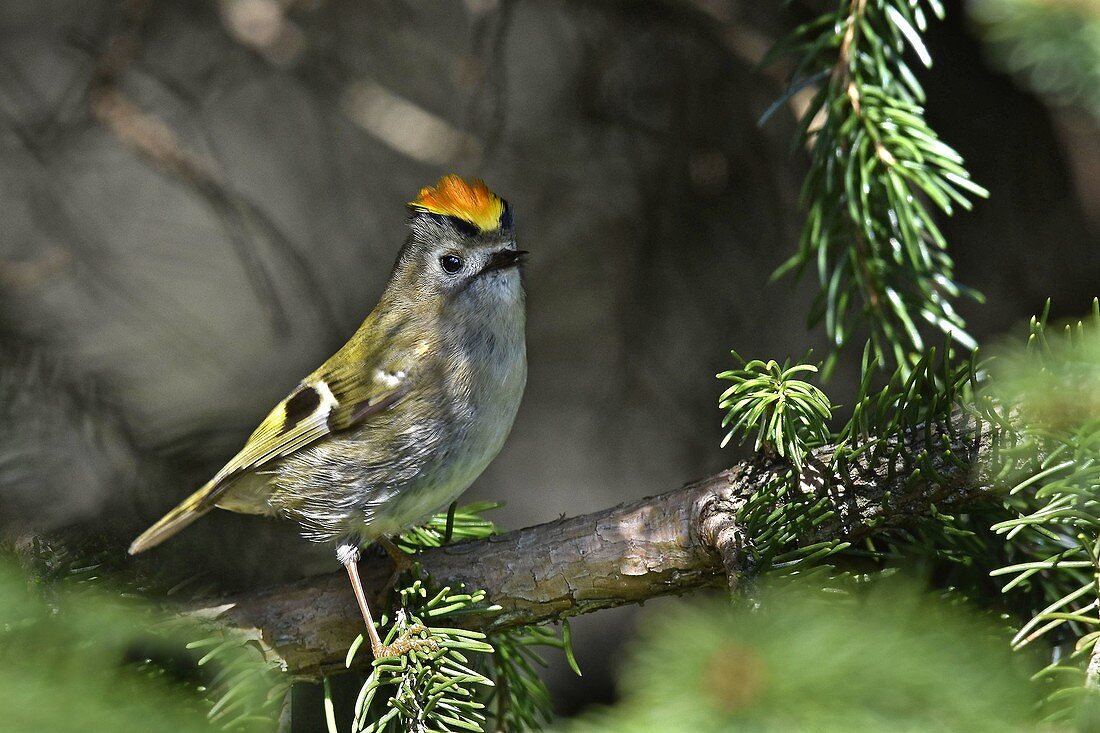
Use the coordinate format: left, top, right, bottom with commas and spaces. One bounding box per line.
283, 386, 322, 431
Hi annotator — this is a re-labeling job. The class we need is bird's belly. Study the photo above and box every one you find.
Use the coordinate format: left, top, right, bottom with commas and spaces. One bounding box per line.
267, 355, 525, 544
351, 416, 510, 538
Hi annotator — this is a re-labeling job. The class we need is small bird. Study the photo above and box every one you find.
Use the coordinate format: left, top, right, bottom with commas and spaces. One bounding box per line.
130, 175, 527, 660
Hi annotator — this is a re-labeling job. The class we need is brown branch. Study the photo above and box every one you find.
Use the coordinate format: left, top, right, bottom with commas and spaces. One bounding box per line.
190, 414, 995, 679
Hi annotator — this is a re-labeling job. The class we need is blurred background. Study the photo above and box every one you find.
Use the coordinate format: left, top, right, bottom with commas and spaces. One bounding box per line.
0, 0, 1097, 720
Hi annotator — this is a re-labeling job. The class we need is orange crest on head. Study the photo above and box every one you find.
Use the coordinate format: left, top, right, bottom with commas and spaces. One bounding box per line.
409, 175, 506, 233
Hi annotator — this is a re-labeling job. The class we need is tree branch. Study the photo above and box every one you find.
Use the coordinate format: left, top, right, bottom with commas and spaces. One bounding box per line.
190, 414, 995, 679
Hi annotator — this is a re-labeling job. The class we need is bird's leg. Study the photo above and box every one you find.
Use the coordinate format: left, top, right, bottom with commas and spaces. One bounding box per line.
340, 544, 386, 653
338, 543, 436, 660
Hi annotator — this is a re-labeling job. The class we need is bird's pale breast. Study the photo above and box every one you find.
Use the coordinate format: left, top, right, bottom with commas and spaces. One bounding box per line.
262, 283, 526, 545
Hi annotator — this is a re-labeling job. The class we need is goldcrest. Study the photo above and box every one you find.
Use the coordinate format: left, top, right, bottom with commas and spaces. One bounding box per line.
130, 175, 528, 659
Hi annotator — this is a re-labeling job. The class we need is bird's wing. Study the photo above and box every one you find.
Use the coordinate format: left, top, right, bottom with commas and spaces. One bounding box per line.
203, 361, 410, 498
128, 340, 413, 554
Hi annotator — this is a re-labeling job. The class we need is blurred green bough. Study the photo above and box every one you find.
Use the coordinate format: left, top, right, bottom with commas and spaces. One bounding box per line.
12, 507, 574, 733
182, 625, 288, 730
0, 542, 281, 733
554, 578, 1038, 733
971, 0, 1100, 118
765, 0, 986, 375
324, 502, 576, 733
985, 301, 1100, 725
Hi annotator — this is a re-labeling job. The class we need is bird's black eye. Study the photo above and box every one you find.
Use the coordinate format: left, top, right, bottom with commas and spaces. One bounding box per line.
439, 255, 464, 274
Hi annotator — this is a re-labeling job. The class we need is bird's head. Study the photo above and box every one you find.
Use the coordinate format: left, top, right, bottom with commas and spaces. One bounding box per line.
387, 175, 526, 316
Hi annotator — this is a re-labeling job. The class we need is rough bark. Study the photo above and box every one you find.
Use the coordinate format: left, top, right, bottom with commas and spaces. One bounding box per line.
190, 414, 995, 678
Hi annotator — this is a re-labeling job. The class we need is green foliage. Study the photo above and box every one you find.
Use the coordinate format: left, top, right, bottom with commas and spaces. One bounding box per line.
554, 578, 1037, 732
0, 548, 278, 733
728, 0, 1100, 727
719, 303, 1100, 726
984, 301, 1100, 724
344, 582, 497, 732
733, 0, 1011, 666
393, 500, 501, 554
485, 624, 575, 732
330, 503, 570, 733
183, 630, 288, 730
725, 344, 981, 577
736, 0, 996, 588
971, 0, 1100, 118
766, 0, 986, 373
717, 353, 832, 470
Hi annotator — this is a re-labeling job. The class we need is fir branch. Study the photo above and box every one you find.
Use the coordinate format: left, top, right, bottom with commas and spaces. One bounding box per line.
320, 504, 568, 733
344, 583, 495, 733
6, 541, 282, 732
720, 343, 987, 576
768, 0, 986, 372
717, 354, 833, 472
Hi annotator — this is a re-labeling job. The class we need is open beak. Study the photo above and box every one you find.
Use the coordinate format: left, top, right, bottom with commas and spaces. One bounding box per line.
480, 248, 529, 274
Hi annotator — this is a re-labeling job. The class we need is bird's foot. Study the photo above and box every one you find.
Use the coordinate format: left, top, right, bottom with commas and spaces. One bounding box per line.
371, 623, 438, 660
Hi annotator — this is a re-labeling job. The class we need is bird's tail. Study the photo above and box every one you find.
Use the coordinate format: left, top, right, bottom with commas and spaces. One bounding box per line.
128, 480, 219, 554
